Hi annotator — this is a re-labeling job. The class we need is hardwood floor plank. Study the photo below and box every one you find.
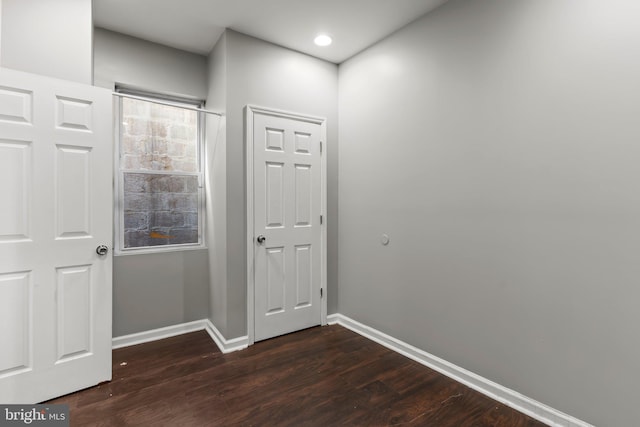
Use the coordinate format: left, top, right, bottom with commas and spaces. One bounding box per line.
47, 325, 547, 427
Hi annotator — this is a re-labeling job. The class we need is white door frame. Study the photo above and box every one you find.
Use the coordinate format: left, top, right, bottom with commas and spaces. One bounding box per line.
245, 105, 327, 345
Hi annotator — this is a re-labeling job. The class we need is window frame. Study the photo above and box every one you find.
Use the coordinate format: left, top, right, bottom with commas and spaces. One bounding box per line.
114, 88, 207, 256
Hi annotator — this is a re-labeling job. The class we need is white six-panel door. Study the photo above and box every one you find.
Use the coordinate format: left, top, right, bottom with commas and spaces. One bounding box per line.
248, 106, 326, 342
0, 68, 113, 403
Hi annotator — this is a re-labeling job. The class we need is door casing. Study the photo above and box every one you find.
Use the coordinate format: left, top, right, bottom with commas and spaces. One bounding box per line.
245, 105, 327, 345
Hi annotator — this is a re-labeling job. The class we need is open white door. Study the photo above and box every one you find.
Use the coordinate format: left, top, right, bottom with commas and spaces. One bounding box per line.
247, 106, 327, 343
0, 68, 113, 403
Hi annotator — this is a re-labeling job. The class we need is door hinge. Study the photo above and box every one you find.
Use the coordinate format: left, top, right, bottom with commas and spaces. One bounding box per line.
320, 288, 323, 298
320, 215, 323, 225
320, 141, 323, 153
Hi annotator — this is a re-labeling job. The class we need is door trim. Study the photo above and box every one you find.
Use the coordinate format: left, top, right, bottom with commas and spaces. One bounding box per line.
245, 105, 327, 345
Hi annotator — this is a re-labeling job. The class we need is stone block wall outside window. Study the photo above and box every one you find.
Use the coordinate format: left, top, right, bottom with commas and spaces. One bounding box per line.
118, 95, 203, 250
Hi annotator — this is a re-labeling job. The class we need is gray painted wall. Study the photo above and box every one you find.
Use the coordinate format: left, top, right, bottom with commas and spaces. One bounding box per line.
205, 34, 229, 336
94, 28, 208, 99
0, 1, 2, 64
1, 0, 92, 84
208, 30, 339, 338
338, 0, 640, 425
113, 251, 209, 336
93, 28, 211, 337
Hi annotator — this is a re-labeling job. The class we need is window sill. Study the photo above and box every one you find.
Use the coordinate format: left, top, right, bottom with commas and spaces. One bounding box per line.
114, 244, 208, 257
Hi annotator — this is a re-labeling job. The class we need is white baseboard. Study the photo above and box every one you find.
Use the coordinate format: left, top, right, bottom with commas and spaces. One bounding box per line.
203, 319, 249, 354
112, 319, 248, 354
112, 320, 209, 349
327, 314, 592, 427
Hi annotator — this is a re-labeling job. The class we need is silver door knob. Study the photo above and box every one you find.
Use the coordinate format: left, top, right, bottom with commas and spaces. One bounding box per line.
96, 245, 109, 256
256, 235, 266, 245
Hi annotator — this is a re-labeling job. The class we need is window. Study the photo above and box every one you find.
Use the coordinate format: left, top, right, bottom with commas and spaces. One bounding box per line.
116, 92, 204, 253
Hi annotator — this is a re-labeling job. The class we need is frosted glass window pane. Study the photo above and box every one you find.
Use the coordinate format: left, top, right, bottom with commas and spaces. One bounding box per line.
122, 173, 199, 248
121, 98, 198, 172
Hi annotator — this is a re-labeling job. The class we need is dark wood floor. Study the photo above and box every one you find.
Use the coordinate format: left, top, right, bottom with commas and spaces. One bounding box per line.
48, 325, 546, 426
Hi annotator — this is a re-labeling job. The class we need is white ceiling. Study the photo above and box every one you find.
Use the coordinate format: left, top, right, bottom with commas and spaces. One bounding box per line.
93, 0, 449, 64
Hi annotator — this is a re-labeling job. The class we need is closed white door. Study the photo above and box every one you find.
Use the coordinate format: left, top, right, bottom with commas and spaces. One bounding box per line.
0, 68, 113, 403
249, 107, 326, 342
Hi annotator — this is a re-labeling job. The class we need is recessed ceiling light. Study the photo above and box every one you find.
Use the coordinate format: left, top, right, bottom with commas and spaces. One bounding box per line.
314, 34, 332, 47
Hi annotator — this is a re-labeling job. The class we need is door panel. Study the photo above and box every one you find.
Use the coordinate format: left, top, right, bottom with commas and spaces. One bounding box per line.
0, 86, 32, 123
294, 244, 312, 308
0, 68, 112, 403
294, 164, 312, 226
56, 145, 92, 238
252, 110, 323, 342
0, 272, 31, 376
266, 162, 285, 228
0, 140, 31, 240
266, 247, 286, 314
55, 265, 92, 361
